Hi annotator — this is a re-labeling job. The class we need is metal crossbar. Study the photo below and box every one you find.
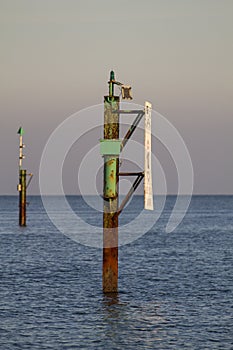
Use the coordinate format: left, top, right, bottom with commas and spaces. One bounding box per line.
115, 172, 144, 217
121, 111, 144, 150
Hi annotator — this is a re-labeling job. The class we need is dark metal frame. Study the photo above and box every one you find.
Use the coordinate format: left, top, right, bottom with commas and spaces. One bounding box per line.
111, 109, 146, 218
115, 172, 144, 217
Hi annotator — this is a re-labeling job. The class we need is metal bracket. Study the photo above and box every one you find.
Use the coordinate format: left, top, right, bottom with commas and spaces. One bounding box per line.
113, 110, 144, 114
26, 173, 33, 189
113, 110, 145, 150
114, 172, 144, 218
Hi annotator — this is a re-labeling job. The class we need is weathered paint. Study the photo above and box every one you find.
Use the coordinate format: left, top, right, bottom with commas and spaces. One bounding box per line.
100, 139, 121, 156
104, 157, 117, 198
19, 169, 26, 226
103, 91, 120, 293
144, 101, 153, 210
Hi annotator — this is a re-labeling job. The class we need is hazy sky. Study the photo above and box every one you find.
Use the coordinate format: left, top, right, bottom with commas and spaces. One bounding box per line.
1, 0, 233, 194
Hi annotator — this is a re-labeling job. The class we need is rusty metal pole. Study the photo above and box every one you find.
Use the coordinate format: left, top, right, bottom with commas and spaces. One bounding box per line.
19, 169, 26, 226
103, 71, 120, 293
17, 127, 27, 226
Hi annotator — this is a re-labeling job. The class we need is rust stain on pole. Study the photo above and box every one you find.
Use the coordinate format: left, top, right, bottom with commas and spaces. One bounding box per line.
103, 93, 120, 293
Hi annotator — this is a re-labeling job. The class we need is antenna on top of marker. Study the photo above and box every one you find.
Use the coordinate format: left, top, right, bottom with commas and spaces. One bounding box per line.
108, 70, 133, 100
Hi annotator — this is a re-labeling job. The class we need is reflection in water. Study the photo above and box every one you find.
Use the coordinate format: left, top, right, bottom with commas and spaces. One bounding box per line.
101, 293, 167, 348
102, 293, 120, 307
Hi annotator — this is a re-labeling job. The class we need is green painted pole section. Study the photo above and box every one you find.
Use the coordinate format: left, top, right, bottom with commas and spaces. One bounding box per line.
19, 169, 26, 226
103, 71, 119, 293
103, 156, 117, 198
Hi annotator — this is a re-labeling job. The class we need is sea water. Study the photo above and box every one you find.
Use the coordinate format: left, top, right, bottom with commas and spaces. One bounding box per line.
0, 196, 232, 349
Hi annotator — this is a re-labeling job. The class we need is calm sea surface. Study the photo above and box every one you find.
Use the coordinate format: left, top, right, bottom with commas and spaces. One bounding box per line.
0, 196, 232, 349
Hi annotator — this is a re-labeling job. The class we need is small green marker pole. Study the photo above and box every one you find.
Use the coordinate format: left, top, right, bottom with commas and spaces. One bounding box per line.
17, 127, 27, 226
103, 71, 120, 293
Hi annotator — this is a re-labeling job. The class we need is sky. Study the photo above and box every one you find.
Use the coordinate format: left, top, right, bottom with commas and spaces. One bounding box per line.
1, 0, 233, 195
